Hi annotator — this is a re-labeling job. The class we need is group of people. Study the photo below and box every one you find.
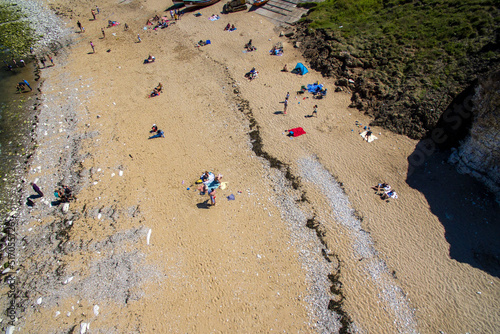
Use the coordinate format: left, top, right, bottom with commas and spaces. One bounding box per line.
224, 23, 236, 31
169, 9, 182, 21
198, 171, 223, 206
245, 67, 258, 80
55, 185, 75, 202
372, 183, 398, 200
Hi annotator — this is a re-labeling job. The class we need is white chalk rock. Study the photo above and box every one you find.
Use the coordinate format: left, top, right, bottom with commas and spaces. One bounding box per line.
62, 203, 70, 213
63, 276, 74, 285
36, 297, 42, 305
97, 213, 102, 220
80, 322, 90, 334
119, 170, 123, 177
93, 305, 99, 316
55, 311, 60, 317
147, 229, 152, 245
111, 173, 115, 177
6, 326, 15, 334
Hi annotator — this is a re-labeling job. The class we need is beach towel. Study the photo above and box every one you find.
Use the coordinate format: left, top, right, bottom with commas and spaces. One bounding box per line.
288, 127, 306, 137
307, 83, 324, 94
360, 131, 378, 143
227, 194, 235, 200
209, 16, 220, 21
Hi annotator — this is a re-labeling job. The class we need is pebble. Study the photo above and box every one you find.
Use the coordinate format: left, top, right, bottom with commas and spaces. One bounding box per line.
63, 276, 74, 285
36, 297, 42, 305
93, 305, 99, 316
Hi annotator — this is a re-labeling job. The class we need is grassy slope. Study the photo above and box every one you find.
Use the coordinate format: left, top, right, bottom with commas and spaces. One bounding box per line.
300, 0, 499, 138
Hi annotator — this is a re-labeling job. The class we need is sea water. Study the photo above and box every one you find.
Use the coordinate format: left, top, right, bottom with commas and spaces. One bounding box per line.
0, 59, 38, 216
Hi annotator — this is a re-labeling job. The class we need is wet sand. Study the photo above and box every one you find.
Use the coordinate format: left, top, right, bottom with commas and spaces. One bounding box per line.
2, 0, 499, 333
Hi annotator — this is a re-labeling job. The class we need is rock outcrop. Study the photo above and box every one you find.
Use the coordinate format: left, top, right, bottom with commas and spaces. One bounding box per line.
286, 21, 499, 140
449, 71, 500, 201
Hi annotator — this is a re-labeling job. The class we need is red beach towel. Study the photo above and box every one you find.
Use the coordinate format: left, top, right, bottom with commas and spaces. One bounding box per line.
288, 127, 306, 137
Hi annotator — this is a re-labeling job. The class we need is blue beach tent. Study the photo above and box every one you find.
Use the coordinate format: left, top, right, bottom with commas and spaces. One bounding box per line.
292, 62, 308, 75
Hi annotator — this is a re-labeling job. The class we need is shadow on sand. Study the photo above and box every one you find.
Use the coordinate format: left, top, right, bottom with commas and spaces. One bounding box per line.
406, 147, 500, 277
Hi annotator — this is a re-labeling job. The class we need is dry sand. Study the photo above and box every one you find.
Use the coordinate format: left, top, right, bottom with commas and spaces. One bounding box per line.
3, 0, 499, 333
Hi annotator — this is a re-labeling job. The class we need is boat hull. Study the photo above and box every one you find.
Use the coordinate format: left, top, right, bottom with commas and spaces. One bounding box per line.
253, 0, 269, 6
184, 0, 220, 8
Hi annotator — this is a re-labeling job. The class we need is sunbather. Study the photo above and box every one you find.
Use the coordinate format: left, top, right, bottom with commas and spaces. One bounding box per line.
372, 183, 391, 192
381, 190, 398, 200
224, 23, 230, 31
148, 129, 165, 139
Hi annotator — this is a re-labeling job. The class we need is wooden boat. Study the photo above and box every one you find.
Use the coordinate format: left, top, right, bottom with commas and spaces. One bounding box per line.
252, 0, 269, 6
183, 0, 221, 9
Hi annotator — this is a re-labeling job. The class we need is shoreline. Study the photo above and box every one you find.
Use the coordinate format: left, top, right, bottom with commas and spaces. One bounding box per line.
1, 0, 499, 333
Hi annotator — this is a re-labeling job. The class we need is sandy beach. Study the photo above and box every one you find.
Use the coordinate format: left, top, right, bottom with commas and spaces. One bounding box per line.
2, 0, 499, 333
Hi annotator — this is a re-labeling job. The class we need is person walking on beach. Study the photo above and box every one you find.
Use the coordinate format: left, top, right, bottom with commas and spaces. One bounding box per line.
39, 56, 46, 68
95, 5, 100, 14
48, 55, 54, 66
124, 23, 129, 31
285, 92, 290, 101
170, 10, 173, 19
283, 98, 288, 114
101, 28, 105, 38
91, 9, 96, 20
90, 41, 95, 53
31, 182, 44, 197
311, 105, 318, 117
137, 34, 141, 43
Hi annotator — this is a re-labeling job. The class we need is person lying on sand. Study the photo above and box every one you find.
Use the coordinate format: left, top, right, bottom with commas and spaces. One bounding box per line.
381, 190, 398, 200
372, 183, 391, 192
148, 129, 165, 139
144, 55, 155, 64
224, 23, 230, 31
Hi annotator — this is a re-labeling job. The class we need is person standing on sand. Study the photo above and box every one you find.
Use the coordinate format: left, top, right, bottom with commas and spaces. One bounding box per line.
311, 105, 318, 117
90, 41, 95, 53
91, 9, 96, 20
48, 55, 54, 66
95, 5, 100, 14
31, 182, 44, 197
101, 28, 105, 38
285, 92, 290, 101
40, 56, 46, 68
137, 34, 141, 43
124, 23, 129, 31
77, 20, 82, 32
283, 98, 288, 114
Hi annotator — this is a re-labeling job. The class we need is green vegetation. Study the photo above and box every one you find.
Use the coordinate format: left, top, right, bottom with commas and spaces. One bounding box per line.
303, 0, 498, 87
0, 2, 37, 57
296, 0, 499, 138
